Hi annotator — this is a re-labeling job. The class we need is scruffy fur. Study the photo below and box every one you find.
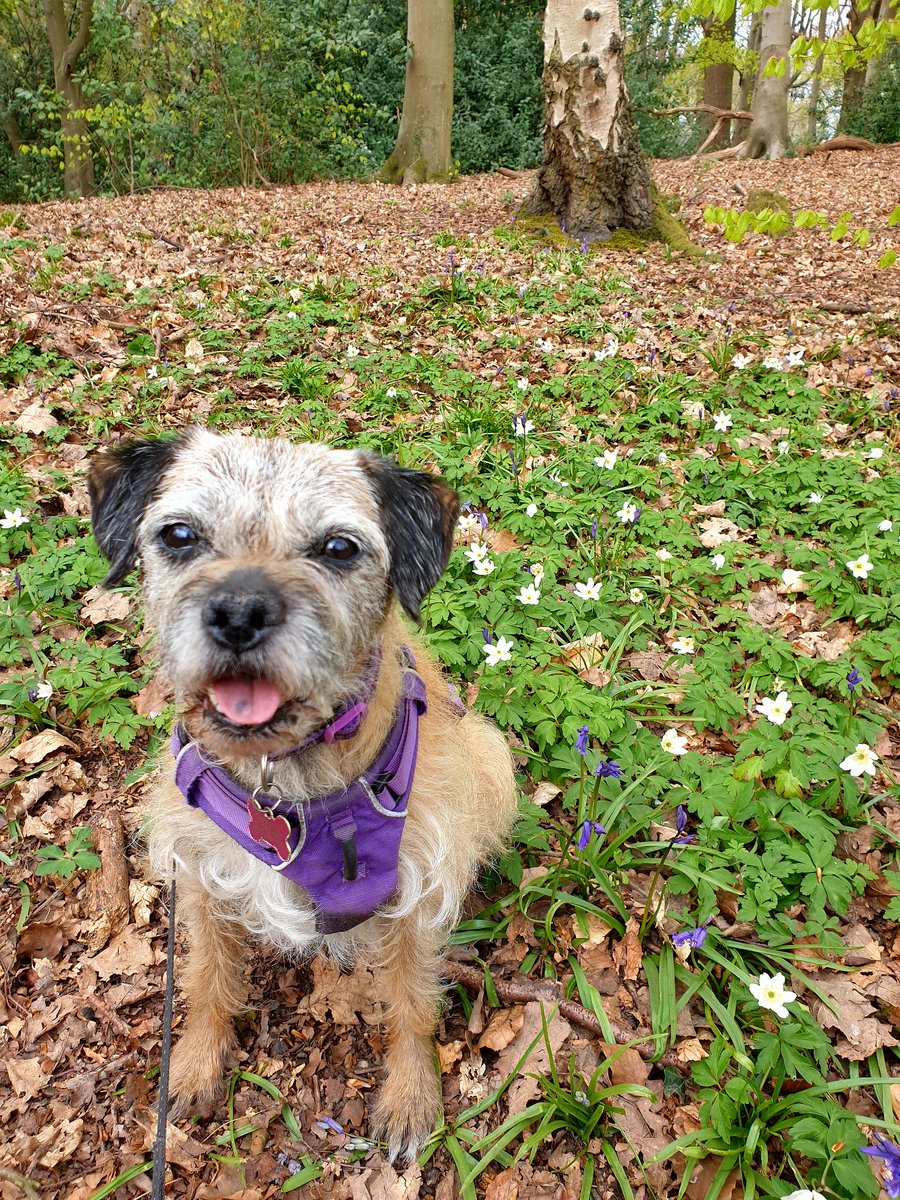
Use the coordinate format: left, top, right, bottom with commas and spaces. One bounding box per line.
88, 429, 518, 1162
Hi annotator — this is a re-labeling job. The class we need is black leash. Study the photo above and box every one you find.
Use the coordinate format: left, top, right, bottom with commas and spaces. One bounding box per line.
152, 878, 177, 1200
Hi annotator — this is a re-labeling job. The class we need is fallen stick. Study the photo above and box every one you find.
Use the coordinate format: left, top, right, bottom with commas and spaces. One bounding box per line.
444, 960, 682, 1067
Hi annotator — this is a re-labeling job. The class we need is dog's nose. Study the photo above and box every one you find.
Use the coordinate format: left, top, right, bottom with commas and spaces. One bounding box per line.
204, 588, 286, 652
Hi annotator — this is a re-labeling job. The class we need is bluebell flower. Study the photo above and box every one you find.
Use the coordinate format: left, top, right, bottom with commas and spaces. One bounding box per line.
315, 1115, 344, 1135
672, 926, 708, 953
577, 819, 606, 850
575, 725, 590, 756
862, 1134, 900, 1198
594, 760, 623, 780
482, 628, 493, 644
590, 518, 598, 540
673, 806, 695, 846
847, 667, 862, 693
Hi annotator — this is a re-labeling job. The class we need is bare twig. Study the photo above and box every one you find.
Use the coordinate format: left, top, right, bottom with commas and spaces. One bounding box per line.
444, 960, 683, 1067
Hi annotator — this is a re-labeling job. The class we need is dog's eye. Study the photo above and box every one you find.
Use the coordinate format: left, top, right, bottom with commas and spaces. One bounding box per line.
160, 523, 201, 551
321, 536, 359, 562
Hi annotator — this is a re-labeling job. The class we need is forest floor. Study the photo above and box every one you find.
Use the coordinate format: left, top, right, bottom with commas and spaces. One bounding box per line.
1, 147, 900, 1200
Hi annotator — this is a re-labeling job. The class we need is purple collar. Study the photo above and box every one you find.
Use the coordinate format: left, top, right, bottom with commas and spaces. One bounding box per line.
171, 651, 427, 934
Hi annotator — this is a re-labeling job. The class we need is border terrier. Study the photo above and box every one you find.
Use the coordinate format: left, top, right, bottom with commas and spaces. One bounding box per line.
88, 429, 518, 1161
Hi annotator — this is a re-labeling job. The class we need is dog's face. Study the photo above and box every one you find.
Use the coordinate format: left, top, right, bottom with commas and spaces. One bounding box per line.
88, 429, 458, 758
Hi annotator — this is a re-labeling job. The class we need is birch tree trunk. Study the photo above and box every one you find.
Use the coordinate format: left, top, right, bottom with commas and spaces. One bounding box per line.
44, 0, 95, 197
379, 0, 454, 184
742, 0, 791, 158
523, 0, 652, 239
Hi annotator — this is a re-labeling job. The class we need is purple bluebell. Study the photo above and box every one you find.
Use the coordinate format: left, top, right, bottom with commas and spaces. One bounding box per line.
577, 819, 606, 850
509, 450, 519, 475
28, 688, 38, 702
631, 506, 642, 524
672, 926, 708, 952
862, 1134, 900, 1198
590, 518, 598, 540
594, 760, 623, 780
315, 1115, 344, 1135
847, 667, 862, 693
13, 572, 22, 593
580, 236, 589, 254
575, 725, 590, 756
482, 628, 493, 644
673, 806, 695, 846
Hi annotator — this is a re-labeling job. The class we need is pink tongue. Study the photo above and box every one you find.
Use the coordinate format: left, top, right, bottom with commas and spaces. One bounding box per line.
211, 679, 283, 726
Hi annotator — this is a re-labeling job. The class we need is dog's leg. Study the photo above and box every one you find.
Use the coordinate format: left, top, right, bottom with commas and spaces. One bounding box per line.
371, 914, 445, 1163
167, 875, 247, 1115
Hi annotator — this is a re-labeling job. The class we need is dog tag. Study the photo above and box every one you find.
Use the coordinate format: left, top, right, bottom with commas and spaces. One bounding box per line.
247, 790, 294, 862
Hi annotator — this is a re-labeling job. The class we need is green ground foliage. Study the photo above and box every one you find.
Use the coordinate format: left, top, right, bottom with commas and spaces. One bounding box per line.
2, 206, 900, 1196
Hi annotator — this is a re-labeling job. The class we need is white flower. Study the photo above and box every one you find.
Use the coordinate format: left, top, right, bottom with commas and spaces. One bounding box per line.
386, 387, 398, 398
548, 471, 569, 488
784, 347, 805, 368
731, 352, 752, 369
878, 519, 893, 532
513, 417, 535, 437
808, 492, 824, 505
346, 344, 360, 359
457, 514, 482, 541
574, 577, 602, 601
840, 743, 879, 777
464, 541, 489, 563
762, 355, 783, 370
518, 583, 541, 605
781, 568, 804, 588
661, 728, 689, 756
594, 449, 619, 470
712, 411, 733, 433
657, 451, 668, 464
710, 553, 726, 570
749, 972, 797, 1019
628, 588, 646, 603
777, 441, 790, 455
531, 563, 545, 585
846, 553, 873, 580
525, 503, 538, 517
285, 311, 298, 320
782, 1190, 827, 1200
472, 557, 496, 576
868, 445, 884, 460
0, 507, 28, 529
147, 364, 159, 378
517, 377, 529, 392
536, 338, 554, 353
655, 548, 674, 562
33, 681, 53, 700
593, 335, 619, 361
671, 636, 695, 655
616, 502, 639, 524
756, 691, 792, 725
482, 636, 514, 666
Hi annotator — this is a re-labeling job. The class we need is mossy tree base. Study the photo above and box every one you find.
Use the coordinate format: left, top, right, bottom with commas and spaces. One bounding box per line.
516, 184, 703, 256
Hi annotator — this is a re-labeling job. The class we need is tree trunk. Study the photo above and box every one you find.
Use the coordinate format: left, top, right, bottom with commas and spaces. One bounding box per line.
742, 0, 791, 159
702, 12, 736, 149
44, 0, 95, 197
837, 0, 868, 130
864, 0, 898, 87
806, 7, 828, 142
737, 12, 761, 113
523, 0, 652, 239
379, 0, 454, 184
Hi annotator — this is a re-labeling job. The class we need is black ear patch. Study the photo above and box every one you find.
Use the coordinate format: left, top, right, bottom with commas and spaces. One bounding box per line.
362, 455, 459, 622
88, 436, 184, 585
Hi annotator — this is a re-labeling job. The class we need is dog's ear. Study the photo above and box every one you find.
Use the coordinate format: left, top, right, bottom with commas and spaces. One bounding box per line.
88, 436, 184, 586
362, 455, 460, 622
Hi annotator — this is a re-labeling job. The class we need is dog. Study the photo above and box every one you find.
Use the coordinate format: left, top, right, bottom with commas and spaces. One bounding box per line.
88, 428, 518, 1162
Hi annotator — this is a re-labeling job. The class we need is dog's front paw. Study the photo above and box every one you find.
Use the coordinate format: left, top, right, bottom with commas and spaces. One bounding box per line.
166, 1026, 235, 1118
371, 1066, 442, 1165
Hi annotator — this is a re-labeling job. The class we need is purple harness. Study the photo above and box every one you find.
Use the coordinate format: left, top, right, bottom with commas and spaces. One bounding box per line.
171, 657, 428, 935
